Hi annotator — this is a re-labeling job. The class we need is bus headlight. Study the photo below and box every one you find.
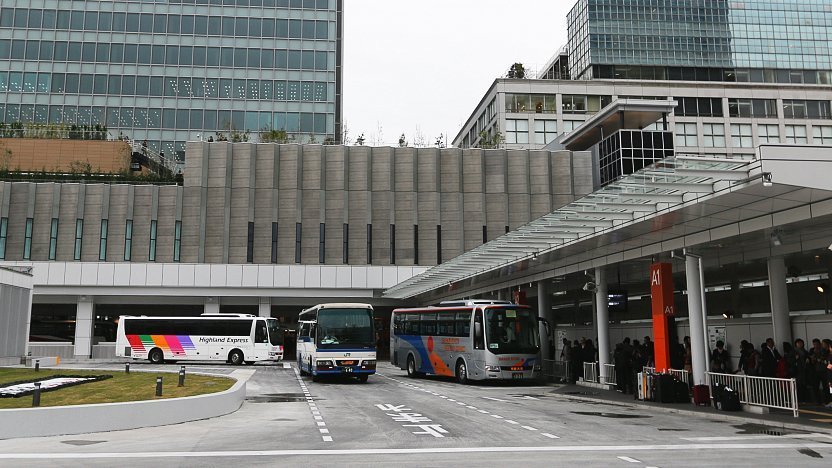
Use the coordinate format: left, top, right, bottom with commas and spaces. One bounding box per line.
485, 365, 501, 372
533, 364, 542, 371
362, 360, 376, 366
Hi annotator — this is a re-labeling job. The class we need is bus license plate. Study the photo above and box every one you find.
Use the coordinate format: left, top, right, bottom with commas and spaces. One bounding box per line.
344, 367, 353, 373
512, 372, 523, 379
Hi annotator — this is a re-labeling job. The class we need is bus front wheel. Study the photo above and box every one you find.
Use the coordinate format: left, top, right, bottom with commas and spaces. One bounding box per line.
228, 349, 245, 366
456, 359, 469, 385
406, 355, 421, 378
148, 348, 164, 364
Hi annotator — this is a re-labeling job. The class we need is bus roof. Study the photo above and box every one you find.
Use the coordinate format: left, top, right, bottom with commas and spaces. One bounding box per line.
300, 303, 373, 314
392, 303, 530, 314
438, 299, 514, 307
119, 315, 262, 320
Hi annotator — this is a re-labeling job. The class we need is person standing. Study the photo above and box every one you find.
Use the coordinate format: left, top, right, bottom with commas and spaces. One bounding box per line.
710, 340, 731, 373
761, 338, 782, 378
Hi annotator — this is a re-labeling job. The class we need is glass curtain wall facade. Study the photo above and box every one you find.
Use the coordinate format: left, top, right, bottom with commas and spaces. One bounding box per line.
567, 0, 832, 84
0, 0, 342, 160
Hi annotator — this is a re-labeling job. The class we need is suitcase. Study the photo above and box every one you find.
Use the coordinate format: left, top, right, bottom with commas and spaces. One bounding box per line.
675, 380, 690, 403
655, 374, 677, 403
714, 384, 742, 411
693, 384, 710, 406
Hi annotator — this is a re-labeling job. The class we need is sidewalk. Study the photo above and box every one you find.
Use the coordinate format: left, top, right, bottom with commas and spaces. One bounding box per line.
548, 383, 832, 432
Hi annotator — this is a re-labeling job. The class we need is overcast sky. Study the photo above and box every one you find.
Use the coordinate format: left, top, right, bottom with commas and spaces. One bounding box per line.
342, 1, 572, 146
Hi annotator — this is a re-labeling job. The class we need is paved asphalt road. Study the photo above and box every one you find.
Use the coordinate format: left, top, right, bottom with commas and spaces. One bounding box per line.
1, 361, 830, 467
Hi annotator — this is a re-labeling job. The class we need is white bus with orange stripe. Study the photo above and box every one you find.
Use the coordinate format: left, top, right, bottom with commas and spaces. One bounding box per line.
116, 314, 283, 364
390, 300, 544, 384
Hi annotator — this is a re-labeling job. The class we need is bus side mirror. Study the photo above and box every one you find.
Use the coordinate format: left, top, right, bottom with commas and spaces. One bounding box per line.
475, 322, 483, 338
537, 317, 552, 338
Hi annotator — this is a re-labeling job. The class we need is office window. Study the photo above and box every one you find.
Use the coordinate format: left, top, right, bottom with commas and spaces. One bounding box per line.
97, 219, 108, 261
366, 224, 372, 264
48, 218, 59, 260
73, 219, 83, 260
23, 218, 33, 260
813, 126, 832, 145
247, 221, 254, 263
342, 223, 349, 264
0, 217, 7, 260
785, 125, 808, 144
675, 97, 723, 117
319, 223, 325, 264
534, 120, 557, 145
295, 222, 302, 264
414, 224, 419, 265
783, 100, 832, 120
436, 225, 442, 264
124, 219, 133, 261
149, 220, 157, 261
730, 124, 753, 148
173, 220, 182, 262
729, 99, 777, 118
506, 119, 529, 144
390, 224, 396, 265
271, 222, 278, 264
757, 124, 780, 144
703, 123, 725, 147
675, 122, 698, 147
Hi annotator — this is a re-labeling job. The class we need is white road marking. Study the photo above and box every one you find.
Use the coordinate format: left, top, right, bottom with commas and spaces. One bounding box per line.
319, 429, 329, 434
317, 422, 326, 427
541, 433, 560, 439
314, 416, 323, 420
282, 362, 291, 369
505, 420, 519, 425
4, 444, 831, 459
456, 402, 466, 406
447, 399, 457, 402
322, 436, 333, 442
466, 406, 477, 410
477, 410, 489, 414
491, 415, 504, 419
682, 433, 832, 442
521, 426, 537, 431
481, 396, 510, 403
617, 456, 641, 463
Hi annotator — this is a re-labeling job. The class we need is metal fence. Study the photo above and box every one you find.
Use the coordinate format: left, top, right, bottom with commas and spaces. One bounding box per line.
601, 364, 617, 385
542, 359, 570, 382
707, 372, 799, 417
642, 366, 690, 385
583, 362, 598, 383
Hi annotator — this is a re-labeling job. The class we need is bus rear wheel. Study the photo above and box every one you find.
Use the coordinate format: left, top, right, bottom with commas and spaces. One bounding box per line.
456, 359, 469, 385
148, 348, 164, 364
357, 374, 369, 383
228, 349, 245, 366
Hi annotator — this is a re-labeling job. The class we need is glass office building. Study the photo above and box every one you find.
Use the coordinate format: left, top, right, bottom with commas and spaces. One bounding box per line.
567, 0, 832, 84
0, 0, 343, 161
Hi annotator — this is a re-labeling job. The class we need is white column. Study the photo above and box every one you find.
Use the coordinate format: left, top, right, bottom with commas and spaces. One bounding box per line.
73, 295, 94, 358
767, 257, 792, 347
258, 297, 272, 318
685, 256, 707, 386
537, 281, 552, 361
594, 267, 609, 369
204, 297, 220, 315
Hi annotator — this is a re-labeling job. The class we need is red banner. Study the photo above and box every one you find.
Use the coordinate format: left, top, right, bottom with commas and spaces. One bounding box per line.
650, 263, 674, 372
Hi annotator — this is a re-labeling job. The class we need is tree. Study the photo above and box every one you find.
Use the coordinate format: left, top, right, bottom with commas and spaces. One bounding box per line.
260, 126, 290, 143
507, 62, 526, 79
341, 121, 352, 145
478, 128, 505, 149
434, 134, 446, 149
356, 133, 366, 146
398, 133, 408, 147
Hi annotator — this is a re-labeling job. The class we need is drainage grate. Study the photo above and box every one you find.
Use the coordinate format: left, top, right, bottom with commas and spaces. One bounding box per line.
61, 440, 106, 446
246, 393, 309, 403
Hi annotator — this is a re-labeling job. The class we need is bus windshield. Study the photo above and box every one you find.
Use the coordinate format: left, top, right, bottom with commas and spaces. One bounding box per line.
316, 308, 374, 349
485, 307, 540, 355
267, 319, 282, 346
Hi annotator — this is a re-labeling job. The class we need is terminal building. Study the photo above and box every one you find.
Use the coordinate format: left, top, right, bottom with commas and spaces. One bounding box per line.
0, 0, 343, 161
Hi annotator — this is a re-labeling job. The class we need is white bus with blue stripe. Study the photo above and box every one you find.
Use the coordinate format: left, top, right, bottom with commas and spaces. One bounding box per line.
296, 303, 376, 383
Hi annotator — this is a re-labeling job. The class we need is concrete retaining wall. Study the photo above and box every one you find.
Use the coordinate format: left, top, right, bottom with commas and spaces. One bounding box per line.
28, 343, 75, 360
0, 370, 248, 440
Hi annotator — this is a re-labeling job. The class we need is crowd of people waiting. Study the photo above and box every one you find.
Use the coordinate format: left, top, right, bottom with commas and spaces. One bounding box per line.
559, 335, 832, 407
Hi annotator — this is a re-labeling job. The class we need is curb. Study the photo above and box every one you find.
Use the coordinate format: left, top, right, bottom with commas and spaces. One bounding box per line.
550, 391, 825, 433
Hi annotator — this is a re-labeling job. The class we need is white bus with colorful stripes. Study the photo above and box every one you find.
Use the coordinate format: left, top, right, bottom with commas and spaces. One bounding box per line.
116, 314, 283, 365
390, 300, 543, 384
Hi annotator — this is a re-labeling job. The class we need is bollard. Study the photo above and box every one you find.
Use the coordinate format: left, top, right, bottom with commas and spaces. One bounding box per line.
32, 382, 41, 407
34, 360, 40, 372
125, 362, 130, 374
155, 377, 163, 397
178, 366, 185, 387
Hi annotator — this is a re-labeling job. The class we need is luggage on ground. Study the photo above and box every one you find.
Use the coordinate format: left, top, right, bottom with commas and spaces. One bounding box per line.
675, 379, 690, 403
713, 384, 742, 411
693, 384, 710, 406
654, 374, 677, 403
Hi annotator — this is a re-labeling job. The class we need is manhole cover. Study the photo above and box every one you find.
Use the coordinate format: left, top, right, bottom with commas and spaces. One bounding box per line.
571, 411, 650, 419
61, 440, 106, 446
247, 393, 309, 403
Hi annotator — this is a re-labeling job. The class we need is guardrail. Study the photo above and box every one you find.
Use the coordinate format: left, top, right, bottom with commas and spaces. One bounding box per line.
642, 366, 690, 385
707, 372, 798, 417
542, 359, 570, 382
601, 364, 617, 385
583, 362, 598, 383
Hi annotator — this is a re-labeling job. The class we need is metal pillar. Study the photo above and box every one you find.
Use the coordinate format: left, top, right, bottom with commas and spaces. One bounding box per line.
767, 257, 792, 347
258, 297, 272, 318
537, 281, 552, 361
73, 296, 94, 358
204, 297, 220, 315
685, 256, 707, 386
594, 268, 609, 369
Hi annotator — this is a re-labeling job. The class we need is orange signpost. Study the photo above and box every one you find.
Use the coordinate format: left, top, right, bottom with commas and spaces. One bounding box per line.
650, 263, 675, 372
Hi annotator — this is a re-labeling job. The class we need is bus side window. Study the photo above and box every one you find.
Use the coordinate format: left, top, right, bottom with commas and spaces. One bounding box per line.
473, 310, 484, 350
255, 322, 268, 343
392, 314, 402, 336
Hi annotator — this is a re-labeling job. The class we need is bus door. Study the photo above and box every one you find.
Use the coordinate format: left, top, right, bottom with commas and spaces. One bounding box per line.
253, 319, 270, 361
297, 321, 313, 369
473, 308, 485, 375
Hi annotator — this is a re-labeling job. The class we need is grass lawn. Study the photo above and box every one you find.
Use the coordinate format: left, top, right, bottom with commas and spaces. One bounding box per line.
0, 367, 235, 409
